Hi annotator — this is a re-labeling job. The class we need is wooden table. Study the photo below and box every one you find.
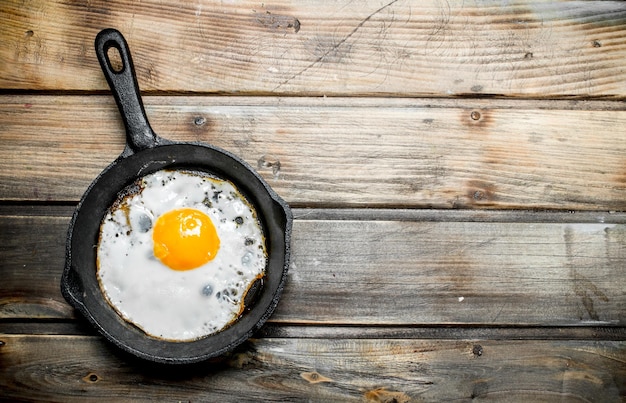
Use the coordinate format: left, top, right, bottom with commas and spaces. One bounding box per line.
2, 1, 625, 401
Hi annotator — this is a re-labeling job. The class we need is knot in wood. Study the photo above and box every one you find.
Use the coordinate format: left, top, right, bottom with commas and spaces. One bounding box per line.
83, 372, 101, 383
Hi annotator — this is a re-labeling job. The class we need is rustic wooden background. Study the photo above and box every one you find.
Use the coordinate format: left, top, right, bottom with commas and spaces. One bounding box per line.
1, 0, 625, 401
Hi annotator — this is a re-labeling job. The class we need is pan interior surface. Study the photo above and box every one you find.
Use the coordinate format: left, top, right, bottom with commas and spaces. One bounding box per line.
64, 143, 291, 364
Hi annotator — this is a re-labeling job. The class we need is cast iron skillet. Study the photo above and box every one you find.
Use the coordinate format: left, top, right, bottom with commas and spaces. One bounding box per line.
61, 28, 292, 364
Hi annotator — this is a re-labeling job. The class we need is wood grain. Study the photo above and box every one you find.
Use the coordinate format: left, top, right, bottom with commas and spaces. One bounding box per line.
3, 0, 626, 400
2, 0, 626, 97
284, 219, 626, 326
2, 96, 626, 209
0, 335, 623, 402
2, 211, 625, 326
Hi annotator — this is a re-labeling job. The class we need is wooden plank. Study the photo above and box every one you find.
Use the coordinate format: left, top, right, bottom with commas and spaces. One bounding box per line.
0, 214, 74, 319
0, 335, 623, 401
284, 220, 626, 326
2, 0, 626, 97
2, 212, 625, 326
2, 96, 626, 210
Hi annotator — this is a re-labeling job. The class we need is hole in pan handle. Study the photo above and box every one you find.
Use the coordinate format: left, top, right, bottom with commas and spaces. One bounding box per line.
95, 28, 161, 153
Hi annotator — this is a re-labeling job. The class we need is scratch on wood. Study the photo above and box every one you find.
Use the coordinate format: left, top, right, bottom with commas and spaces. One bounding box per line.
561, 369, 604, 385
430, 0, 451, 37
257, 155, 281, 179
273, 0, 400, 90
255, 12, 301, 33
572, 269, 609, 321
470, 381, 489, 399
300, 371, 333, 384
564, 226, 610, 321
491, 303, 507, 323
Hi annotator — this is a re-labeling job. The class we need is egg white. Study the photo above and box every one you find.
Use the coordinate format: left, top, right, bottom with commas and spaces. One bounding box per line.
96, 170, 267, 341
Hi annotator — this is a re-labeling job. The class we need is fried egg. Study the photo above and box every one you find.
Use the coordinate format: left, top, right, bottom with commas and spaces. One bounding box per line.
96, 169, 267, 341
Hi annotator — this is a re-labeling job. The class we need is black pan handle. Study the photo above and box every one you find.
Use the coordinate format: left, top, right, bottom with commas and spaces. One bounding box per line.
95, 28, 159, 153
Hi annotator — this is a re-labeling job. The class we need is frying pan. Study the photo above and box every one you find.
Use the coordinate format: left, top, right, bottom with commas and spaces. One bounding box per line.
61, 28, 292, 364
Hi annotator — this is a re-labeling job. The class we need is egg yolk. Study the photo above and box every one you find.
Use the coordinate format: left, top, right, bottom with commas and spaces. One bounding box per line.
152, 208, 220, 271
